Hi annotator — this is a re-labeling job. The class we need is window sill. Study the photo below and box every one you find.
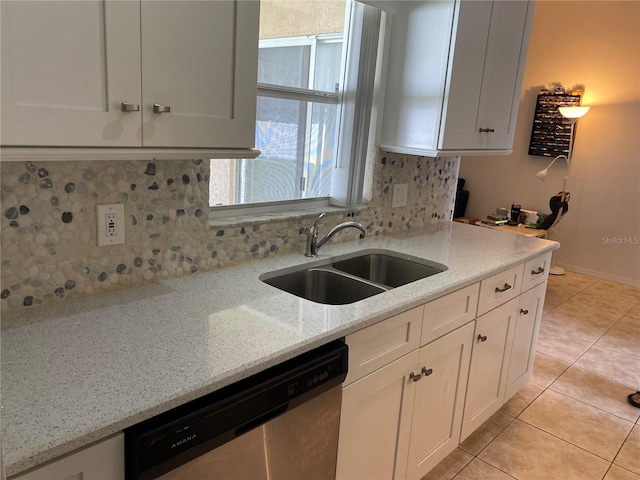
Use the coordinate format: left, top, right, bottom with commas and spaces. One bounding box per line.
209, 204, 369, 230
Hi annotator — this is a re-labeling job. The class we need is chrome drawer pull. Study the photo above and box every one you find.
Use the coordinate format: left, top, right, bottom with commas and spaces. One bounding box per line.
495, 283, 512, 293
477, 334, 488, 342
409, 372, 422, 382
421, 367, 433, 376
121, 102, 140, 112
531, 267, 545, 275
479, 128, 495, 133
520, 309, 529, 315
153, 104, 171, 113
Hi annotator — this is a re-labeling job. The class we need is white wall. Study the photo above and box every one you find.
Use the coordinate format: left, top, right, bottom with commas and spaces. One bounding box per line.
459, 0, 640, 286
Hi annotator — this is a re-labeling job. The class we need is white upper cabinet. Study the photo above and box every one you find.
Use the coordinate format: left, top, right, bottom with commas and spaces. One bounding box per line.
139, 1, 258, 148
1, 0, 259, 150
1, 1, 141, 147
379, 0, 534, 157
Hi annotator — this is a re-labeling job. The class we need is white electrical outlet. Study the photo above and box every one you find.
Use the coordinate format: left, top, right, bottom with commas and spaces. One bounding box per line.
392, 183, 408, 208
96, 204, 125, 246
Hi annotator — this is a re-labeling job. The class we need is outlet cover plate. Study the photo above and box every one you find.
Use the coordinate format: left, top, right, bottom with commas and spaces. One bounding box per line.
392, 183, 408, 208
96, 203, 125, 246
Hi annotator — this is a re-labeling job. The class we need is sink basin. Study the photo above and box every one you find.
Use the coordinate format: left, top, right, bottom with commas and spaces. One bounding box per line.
261, 250, 447, 305
262, 268, 386, 305
332, 253, 445, 288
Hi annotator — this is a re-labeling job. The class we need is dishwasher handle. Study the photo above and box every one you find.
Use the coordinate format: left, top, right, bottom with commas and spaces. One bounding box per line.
235, 404, 289, 436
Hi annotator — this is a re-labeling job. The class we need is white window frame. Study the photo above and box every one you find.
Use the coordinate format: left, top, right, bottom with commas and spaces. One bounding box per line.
210, 0, 382, 220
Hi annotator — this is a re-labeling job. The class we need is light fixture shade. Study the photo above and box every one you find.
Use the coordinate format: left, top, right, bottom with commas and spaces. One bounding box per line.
536, 169, 548, 180
558, 106, 590, 119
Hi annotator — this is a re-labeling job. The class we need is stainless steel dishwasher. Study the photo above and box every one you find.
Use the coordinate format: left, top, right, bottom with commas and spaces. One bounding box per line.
125, 340, 348, 480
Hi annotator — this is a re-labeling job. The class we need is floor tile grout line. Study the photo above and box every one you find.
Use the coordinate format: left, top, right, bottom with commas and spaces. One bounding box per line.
515, 409, 631, 464
541, 328, 640, 425
608, 425, 637, 473
459, 411, 517, 460
544, 381, 640, 425
511, 418, 616, 465
450, 456, 519, 480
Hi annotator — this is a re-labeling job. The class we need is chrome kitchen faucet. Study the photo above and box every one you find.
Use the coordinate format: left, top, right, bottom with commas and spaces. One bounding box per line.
304, 213, 368, 257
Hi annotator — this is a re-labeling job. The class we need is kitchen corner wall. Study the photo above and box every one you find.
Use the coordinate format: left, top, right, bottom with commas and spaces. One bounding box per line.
0, 152, 459, 311
459, 0, 640, 286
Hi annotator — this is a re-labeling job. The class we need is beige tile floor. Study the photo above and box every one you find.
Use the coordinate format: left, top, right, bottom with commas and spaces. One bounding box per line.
423, 272, 640, 480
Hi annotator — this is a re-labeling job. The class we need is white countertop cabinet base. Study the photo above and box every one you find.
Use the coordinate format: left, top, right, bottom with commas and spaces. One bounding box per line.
336, 351, 420, 480
11, 434, 123, 480
1, 0, 258, 149
380, 0, 534, 157
504, 281, 547, 399
460, 297, 518, 440
399, 322, 474, 480
337, 252, 551, 479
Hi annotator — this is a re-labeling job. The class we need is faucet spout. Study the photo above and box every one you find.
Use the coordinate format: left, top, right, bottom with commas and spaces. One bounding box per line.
304, 214, 368, 257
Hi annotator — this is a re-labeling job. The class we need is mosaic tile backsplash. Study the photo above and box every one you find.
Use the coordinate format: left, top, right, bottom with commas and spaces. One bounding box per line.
0, 151, 458, 311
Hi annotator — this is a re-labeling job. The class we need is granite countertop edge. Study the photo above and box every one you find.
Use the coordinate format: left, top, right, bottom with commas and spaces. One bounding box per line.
0, 222, 559, 476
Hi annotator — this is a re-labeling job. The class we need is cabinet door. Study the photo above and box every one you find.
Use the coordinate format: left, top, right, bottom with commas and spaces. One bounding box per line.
440, 0, 532, 150
461, 297, 518, 441
399, 322, 474, 480
336, 351, 419, 480
505, 282, 547, 399
140, 0, 259, 148
1, 1, 141, 147
13, 434, 124, 480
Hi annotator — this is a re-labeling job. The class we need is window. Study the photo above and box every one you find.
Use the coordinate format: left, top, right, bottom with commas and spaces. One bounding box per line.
210, 0, 381, 211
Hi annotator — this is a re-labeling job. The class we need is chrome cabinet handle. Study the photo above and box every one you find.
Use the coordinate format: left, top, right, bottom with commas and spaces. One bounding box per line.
479, 128, 495, 133
531, 267, 545, 275
421, 367, 433, 376
495, 283, 512, 293
520, 308, 529, 315
121, 102, 140, 112
409, 372, 422, 382
477, 334, 488, 342
153, 104, 171, 113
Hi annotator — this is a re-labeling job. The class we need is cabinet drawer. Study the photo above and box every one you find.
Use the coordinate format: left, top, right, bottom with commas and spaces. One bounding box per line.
344, 307, 422, 385
421, 283, 479, 346
522, 253, 552, 292
477, 264, 524, 316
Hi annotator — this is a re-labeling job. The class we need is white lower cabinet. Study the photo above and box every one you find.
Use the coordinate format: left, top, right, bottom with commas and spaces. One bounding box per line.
398, 322, 474, 480
336, 350, 420, 480
11, 434, 123, 480
504, 281, 547, 399
336, 323, 474, 480
337, 252, 551, 479
461, 298, 518, 440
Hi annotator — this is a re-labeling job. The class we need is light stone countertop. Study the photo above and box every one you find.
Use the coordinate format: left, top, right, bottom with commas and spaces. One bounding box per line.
0, 222, 558, 477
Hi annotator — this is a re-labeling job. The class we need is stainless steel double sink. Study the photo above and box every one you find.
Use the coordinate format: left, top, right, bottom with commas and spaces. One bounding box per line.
260, 250, 447, 305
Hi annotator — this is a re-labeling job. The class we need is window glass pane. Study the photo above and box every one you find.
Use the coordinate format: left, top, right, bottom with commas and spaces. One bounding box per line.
314, 42, 343, 93
210, 0, 347, 208
304, 102, 337, 197
209, 97, 338, 206
258, 45, 309, 88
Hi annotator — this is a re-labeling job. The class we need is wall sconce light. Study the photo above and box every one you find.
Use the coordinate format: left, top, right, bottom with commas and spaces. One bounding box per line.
558, 105, 590, 160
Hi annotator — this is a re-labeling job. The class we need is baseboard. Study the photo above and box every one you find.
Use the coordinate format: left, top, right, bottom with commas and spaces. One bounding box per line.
554, 263, 640, 288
